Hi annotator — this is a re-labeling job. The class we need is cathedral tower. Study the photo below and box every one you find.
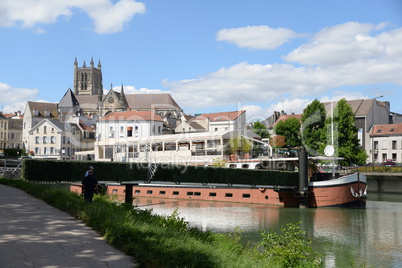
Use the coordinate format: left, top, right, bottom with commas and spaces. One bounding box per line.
73, 57, 103, 96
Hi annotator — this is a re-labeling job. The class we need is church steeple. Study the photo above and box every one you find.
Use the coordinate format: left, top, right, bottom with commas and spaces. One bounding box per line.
73, 58, 103, 96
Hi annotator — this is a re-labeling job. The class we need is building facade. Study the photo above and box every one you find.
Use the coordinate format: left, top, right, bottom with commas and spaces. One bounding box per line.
0, 113, 7, 148
28, 119, 81, 160
371, 123, 402, 164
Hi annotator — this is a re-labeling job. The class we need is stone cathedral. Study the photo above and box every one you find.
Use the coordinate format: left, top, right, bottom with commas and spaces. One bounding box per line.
59, 58, 183, 132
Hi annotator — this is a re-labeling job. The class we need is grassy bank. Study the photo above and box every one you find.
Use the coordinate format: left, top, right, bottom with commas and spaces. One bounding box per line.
0, 178, 322, 268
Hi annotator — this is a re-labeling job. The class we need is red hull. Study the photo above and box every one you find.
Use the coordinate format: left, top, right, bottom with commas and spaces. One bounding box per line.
70, 173, 366, 208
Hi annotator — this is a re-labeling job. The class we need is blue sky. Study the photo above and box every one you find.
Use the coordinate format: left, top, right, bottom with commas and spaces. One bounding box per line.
1, 0, 402, 121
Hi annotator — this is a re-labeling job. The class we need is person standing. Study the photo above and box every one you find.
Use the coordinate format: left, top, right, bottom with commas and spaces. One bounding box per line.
81, 170, 98, 203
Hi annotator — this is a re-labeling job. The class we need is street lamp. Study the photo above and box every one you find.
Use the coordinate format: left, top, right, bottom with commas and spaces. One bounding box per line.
372, 95, 383, 172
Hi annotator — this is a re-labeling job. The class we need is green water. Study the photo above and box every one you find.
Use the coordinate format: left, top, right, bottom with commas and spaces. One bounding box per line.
134, 194, 402, 267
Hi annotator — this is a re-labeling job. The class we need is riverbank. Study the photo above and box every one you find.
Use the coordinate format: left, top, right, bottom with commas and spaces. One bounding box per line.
0, 178, 322, 268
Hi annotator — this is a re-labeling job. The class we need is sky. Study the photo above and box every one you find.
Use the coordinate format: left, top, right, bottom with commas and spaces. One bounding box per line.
1, 0, 402, 122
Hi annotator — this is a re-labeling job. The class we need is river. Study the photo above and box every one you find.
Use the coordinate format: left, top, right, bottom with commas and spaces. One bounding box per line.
133, 193, 402, 268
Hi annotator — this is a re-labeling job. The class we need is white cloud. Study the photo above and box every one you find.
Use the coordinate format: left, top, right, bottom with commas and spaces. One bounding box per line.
0, 0, 145, 34
283, 22, 387, 66
104, 85, 167, 95
217, 25, 300, 50
165, 22, 402, 112
0, 83, 39, 113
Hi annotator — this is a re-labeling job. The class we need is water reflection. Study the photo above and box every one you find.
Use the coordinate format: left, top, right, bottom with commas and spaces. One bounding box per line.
133, 197, 402, 268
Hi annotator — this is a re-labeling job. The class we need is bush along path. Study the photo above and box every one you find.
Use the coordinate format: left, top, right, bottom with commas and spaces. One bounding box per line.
0, 178, 322, 268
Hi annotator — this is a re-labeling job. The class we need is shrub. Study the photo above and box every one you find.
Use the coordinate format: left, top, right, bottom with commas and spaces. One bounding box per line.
258, 221, 322, 267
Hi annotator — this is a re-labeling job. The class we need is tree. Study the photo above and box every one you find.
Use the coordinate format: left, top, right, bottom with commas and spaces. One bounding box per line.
301, 99, 327, 155
274, 117, 301, 148
330, 98, 368, 166
252, 121, 270, 138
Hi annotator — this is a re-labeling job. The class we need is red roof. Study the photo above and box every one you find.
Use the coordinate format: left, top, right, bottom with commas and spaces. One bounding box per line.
372, 123, 402, 136
271, 114, 302, 127
99, 111, 164, 122
195, 110, 245, 122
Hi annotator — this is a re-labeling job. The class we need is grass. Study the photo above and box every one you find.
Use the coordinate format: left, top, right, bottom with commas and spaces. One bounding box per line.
0, 178, 322, 268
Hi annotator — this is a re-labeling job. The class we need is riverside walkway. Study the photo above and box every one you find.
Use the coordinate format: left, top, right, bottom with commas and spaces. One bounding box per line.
0, 184, 138, 268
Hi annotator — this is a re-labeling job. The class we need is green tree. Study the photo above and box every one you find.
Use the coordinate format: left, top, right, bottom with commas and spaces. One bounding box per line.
301, 99, 327, 155
274, 117, 301, 148
331, 98, 368, 166
252, 121, 270, 138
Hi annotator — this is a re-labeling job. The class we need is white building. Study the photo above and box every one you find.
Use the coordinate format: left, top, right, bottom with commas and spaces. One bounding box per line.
29, 119, 82, 160
22, 101, 58, 151
371, 123, 402, 164
95, 110, 165, 161
95, 110, 260, 164
0, 113, 7, 148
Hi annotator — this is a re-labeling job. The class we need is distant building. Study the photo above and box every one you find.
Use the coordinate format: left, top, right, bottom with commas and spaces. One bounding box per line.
0, 113, 7, 148
371, 123, 402, 163
22, 101, 58, 151
28, 119, 82, 160
7, 118, 23, 149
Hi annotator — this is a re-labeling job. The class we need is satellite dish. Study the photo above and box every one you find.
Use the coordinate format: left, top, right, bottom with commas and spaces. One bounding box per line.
324, 145, 334, 157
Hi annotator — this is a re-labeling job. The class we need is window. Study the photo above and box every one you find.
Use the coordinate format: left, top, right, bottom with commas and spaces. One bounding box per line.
50, 147, 55, 154
215, 128, 218, 131
43, 136, 47, 144
392, 140, 397, 150
62, 147, 66, 154
374, 141, 378, 150
43, 147, 47, 155
44, 126, 47, 134
35, 147, 40, 155
382, 153, 387, 162
392, 153, 397, 162
51, 128, 54, 133
158, 126, 161, 134
109, 126, 114, 138
127, 127, 133, 137
35, 136, 40, 144
51, 136, 56, 143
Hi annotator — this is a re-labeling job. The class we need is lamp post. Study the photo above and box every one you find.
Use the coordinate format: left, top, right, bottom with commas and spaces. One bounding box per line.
372, 95, 383, 172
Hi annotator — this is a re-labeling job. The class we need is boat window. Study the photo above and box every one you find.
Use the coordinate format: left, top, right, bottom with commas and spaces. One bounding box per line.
112, 189, 118, 194
241, 164, 249, 169
187, 191, 194, 196
147, 190, 153, 194
135, 190, 140, 194
209, 192, 217, 197
195, 192, 201, 196
242, 194, 251, 198
229, 164, 237, 168
173, 191, 179, 195
225, 193, 233, 198
159, 191, 166, 195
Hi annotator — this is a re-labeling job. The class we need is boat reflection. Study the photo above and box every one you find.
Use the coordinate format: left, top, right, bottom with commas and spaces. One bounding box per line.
132, 197, 402, 268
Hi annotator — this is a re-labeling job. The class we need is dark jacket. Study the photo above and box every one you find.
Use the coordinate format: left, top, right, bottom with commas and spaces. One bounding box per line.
82, 174, 98, 194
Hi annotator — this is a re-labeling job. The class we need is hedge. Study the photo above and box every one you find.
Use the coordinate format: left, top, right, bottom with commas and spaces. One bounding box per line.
21, 159, 299, 186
